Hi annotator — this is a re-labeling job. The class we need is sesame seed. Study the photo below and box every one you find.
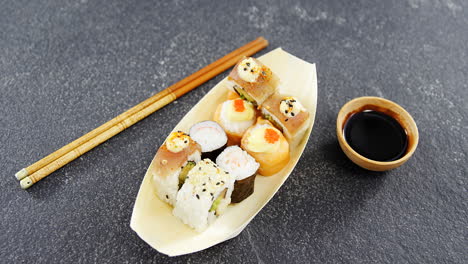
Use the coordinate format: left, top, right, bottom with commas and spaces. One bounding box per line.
196, 194, 200, 199
246, 62, 250, 66
250, 69, 254, 73
202, 189, 206, 192
243, 68, 247, 71
285, 110, 288, 114
184, 140, 188, 143
285, 119, 289, 122
216, 182, 220, 185
291, 112, 295, 116
166, 195, 169, 199
210, 193, 213, 196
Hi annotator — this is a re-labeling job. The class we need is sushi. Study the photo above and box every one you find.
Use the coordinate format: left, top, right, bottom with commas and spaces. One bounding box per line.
213, 99, 256, 146
173, 159, 236, 232
189, 121, 228, 160
216, 146, 259, 203
241, 118, 290, 176
260, 94, 310, 143
151, 131, 202, 206
226, 89, 241, 100
227, 57, 279, 106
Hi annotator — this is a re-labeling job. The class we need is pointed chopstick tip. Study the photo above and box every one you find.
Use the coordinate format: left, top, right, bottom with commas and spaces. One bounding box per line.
15, 168, 29, 180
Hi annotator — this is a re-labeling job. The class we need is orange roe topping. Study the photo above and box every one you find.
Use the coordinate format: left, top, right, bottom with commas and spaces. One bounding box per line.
233, 99, 246, 112
264, 128, 280, 144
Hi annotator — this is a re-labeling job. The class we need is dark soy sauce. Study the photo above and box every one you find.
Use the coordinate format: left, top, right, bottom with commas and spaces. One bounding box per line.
343, 110, 408, 162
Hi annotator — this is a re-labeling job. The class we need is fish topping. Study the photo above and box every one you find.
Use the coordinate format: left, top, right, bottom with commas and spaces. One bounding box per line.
165, 131, 191, 153
237, 58, 260, 82
280, 97, 305, 118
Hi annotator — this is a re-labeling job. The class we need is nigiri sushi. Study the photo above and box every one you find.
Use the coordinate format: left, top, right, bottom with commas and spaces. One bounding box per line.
151, 131, 202, 205
216, 146, 259, 203
173, 159, 236, 232
213, 99, 256, 146
241, 118, 290, 176
260, 94, 310, 143
227, 57, 279, 106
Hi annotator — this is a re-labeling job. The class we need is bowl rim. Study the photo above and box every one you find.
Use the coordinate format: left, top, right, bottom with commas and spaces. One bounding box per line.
336, 96, 419, 167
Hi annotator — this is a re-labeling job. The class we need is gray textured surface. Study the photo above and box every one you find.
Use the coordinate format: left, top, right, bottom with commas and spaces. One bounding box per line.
1, 0, 467, 263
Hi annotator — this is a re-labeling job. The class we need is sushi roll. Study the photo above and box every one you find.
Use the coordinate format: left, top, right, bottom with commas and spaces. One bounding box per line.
151, 131, 202, 206
173, 159, 236, 232
216, 146, 260, 203
241, 118, 290, 176
213, 99, 256, 146
261, 94, 310, 143
227, 57, 279, 106
189, 121, 228, 160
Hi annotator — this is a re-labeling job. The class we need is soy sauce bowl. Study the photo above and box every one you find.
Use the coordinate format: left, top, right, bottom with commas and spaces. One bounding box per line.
336, 96, 419, 171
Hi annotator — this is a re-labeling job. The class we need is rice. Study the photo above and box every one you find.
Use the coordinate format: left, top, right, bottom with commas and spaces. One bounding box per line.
152, 151, 201, 206
153, 169, 179, 206
189, 121, 227, 153
216, 146, 259, 181
173, 159, 236, 232
219, 101, 255, 135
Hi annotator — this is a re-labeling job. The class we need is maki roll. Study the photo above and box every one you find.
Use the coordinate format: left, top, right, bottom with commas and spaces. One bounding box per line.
260, 94, 310, 143
216, 146, 260, 203
189, 121, 228, 160
227, 57, 279, 106
213, 99, 256, 146
151, 131, 202, 206
173, 159, 236, 232
241, 118, 290, 176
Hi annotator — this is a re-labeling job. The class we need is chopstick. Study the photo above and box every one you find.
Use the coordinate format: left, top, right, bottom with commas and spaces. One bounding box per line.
18, 37, 269, 189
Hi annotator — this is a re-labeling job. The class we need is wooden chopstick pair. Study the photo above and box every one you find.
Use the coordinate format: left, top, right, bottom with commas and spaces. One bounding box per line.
16, 37, 269, 189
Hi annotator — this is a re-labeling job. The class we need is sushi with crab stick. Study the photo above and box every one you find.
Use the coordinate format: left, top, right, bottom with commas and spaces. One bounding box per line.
189, 121, 228, 160
216, 146, 259, 203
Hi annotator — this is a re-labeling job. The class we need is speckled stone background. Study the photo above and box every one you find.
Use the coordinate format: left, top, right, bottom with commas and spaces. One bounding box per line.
1, 0, 467, 263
